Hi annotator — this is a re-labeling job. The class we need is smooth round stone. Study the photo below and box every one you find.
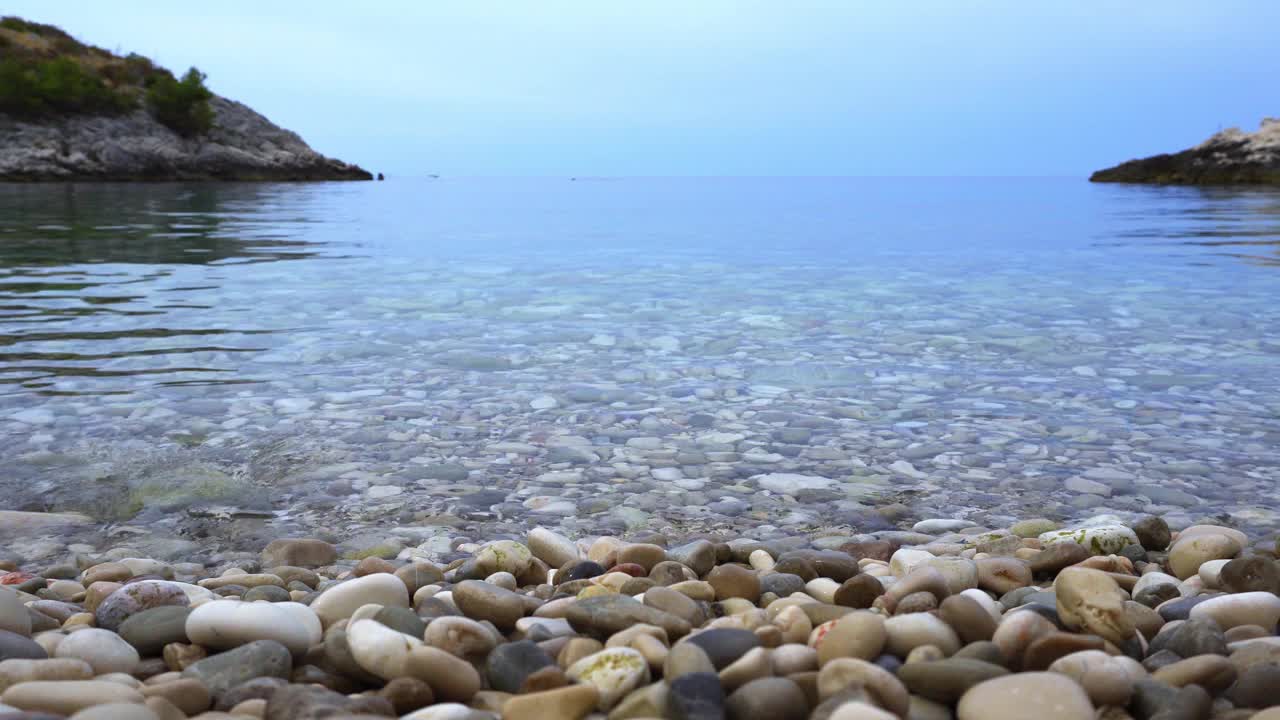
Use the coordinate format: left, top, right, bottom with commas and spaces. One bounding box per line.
527, 529, 579, 569
894, 591, 938, 615
242, 585, 291, 603
991, 610, 1056, 665
665, 641, 717, 680
816, 612, 886, 665
117, 606, 191, 657
474, 541, 533, 577
1053, 568, 1134, 646
1021, 632, 1105, 671
82, 563, 132, 586
53, 629, 139, 675
884, 613, 960, 657
381, 676, 436, 715
776, 551, 860, 583
1011, 519, 1058, 538
726, 676, 806, 720
501, 684, 598, 720
372, 606, 427, 638
0, 658, 93, 690
617, 544, 667, 573
1227, 662, 1280, 709
817, 658, 909, 717
405, 646, 482, 702
1148, 617, 1226, 657
920, 557, 979, 595
1038, 525, 1138, 557
93, 576, 186, 627
1169, 535, 1243, 580
566, 647, 649, 710
939, 595, 997, 645
485, 640, 555, 693
644, 586, 703, 627
957, 672, 1094, 720
1151, 654, 1237, 692
669, 671, 725, 720
185, 600, 319, 656
180, 639, 292, 696
452, 580, 527, 632
1048, 650, 1143, 706
719, 646, 770, 692
975, 558, 1032, 596
1189, 592, 1280, 631
68, 701, 158, 719
347, 618, 421, 680
668, 541, 717, 577
889, 549, 933, 577
898, 658, 1009, 703
566, 594, 690, 640
309, 573, 409, 627
833, 575, 883, 609
1157, 595, 1216, 622
681, 628, 760, 671
0, 630, 47, 661
1219, 555, 1280, 595
828, 702, 898, 720
424, 616, 499, 659
0, 590, 31, 637
761, 573, 807, 599
1130, 516, 1171, 551
0, 680, 144, 715
260, 539, 336, 568
706, 565, 761, 603
914, 519, 978, 534
1028, 543, 1090, 574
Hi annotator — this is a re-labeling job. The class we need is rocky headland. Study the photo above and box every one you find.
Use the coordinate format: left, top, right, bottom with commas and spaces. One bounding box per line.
1091, 119, 1280, 185
0, 17, 370, 182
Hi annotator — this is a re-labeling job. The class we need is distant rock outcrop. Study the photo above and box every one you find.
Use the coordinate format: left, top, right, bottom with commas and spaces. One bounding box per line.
1, 96, 372, 181
1090, 118, 1280, 185
0, 16, 370, 181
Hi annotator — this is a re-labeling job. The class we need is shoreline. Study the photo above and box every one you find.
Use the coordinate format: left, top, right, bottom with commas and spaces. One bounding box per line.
1, 515, 1277, 718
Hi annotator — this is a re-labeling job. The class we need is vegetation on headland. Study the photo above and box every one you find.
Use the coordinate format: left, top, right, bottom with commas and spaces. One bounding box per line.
0, 15, 214, 136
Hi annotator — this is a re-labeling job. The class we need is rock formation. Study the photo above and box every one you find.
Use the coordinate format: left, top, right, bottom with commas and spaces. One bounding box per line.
1090, 118, 1280, 185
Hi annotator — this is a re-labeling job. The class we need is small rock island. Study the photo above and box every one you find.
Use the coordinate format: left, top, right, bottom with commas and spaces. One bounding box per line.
0, 17, 371, 181
1090, 118, 1279, 185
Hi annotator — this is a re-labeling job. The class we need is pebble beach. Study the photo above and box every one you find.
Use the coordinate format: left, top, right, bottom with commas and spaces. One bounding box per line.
1, 514, 1279, 719
2, 179, 1279, 719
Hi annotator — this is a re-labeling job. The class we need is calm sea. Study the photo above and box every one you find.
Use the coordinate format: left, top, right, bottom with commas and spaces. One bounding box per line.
2, 177, 1278, 544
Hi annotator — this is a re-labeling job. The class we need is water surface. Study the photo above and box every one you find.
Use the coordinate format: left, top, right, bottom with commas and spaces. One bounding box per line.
2, 178, 1278, 552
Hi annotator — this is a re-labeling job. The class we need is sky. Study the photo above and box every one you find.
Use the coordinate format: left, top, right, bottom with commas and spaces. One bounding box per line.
6, 1, 1279, 176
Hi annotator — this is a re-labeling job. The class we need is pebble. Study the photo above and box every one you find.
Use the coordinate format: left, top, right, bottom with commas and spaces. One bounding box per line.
309, 573, 410, 626
956, 672, 1094, 720
53, 629, 139, 675
1, 680, 145, 716
1048, 650, 1143, 705
669, 672, 725, 720
566, 647, 649, 710
185, 600, 319, 656
1188, 591, 1280, 631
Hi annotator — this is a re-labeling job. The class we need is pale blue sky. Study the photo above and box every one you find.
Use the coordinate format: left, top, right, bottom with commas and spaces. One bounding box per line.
8, 1, 1279, 176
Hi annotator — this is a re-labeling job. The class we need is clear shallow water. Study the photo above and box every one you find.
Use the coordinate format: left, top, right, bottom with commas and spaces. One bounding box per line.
2, 178, 1279, 554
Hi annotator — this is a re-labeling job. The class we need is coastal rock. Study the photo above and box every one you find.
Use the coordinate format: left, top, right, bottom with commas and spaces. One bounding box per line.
1091, 118, 1280, 185
1, 92, 370, 181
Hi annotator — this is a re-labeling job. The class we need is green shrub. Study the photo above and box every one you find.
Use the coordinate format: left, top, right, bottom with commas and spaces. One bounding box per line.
0, 56, 134, 117
146, 67, 213, 137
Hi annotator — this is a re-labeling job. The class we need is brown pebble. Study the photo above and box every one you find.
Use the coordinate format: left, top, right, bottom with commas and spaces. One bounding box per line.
1021, 631, 1106, 671
380, 676, 434, 714
557, 637, 604, 669
833, 574, 883, 609
354, 557, 396, 576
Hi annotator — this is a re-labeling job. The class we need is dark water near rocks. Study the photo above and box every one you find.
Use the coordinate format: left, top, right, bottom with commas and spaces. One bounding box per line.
1, 178, 1279, 552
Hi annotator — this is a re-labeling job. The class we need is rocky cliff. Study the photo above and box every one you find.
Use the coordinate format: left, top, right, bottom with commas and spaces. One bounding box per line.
0, 16, 370, 181
1, 96, 372, 181
1090, 118, 1280, 185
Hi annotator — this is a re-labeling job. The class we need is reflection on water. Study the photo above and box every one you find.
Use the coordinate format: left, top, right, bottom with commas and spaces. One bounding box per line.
0, 182, 343, 397
0, 177, 1278, 401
